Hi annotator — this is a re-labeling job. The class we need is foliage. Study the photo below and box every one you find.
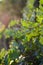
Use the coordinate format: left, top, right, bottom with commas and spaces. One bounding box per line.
0, 0, 43, 65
